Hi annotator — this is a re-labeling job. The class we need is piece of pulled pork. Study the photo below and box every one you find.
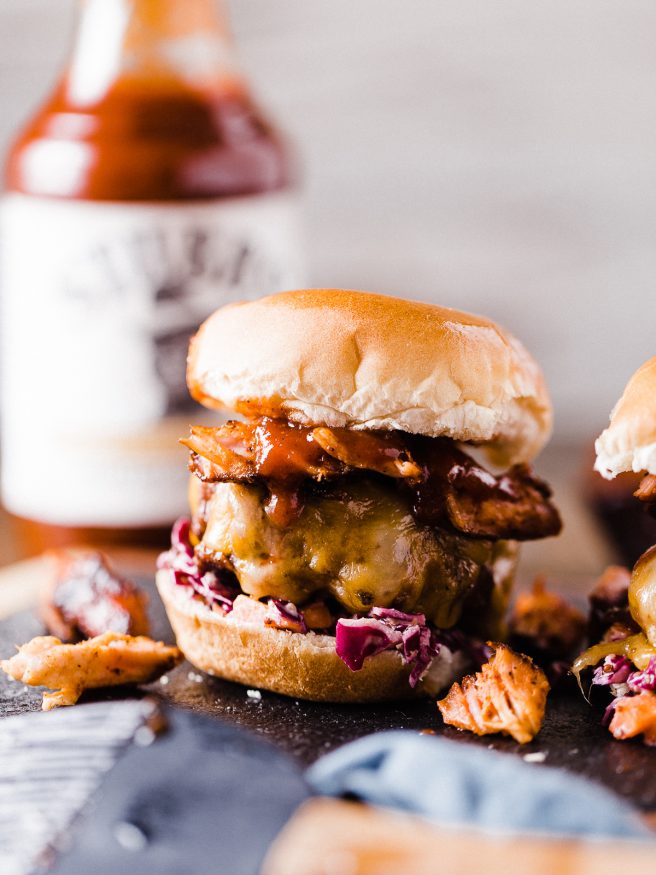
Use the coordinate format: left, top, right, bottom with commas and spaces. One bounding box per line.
634, 473, 656, 511
609, 691, 656, 745
508, 576, 586, 663
437, 643, 549, 743
1, 632, 181, 710
40, 552, 149, 642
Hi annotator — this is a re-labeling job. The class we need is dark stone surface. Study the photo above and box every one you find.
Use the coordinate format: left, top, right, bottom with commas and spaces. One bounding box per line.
2, 575, 656, 814
50, 705, 310, 875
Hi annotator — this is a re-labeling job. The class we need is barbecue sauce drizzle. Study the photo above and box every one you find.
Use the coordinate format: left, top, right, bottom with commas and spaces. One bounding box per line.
185, 418, 562, 540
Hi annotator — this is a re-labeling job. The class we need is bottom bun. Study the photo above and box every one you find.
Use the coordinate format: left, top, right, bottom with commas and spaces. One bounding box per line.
156, 570, 462, 703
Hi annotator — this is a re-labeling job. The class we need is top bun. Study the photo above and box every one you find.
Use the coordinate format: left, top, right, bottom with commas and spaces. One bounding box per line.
188, 289, 552, 464
595, 356, 656, 478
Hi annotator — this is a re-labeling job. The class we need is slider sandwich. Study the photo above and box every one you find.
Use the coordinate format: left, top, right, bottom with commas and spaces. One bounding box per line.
157, 289, 561, 702
574, 358, 656, 742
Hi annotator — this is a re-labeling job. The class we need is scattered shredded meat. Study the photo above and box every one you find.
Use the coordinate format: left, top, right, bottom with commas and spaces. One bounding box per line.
587, 565, 637, 644
508, 576, 586, 661
609, 691, 656, 745
437, 643, 549, 743
1, 632, 182, 710
40, 552, 149, 642
183, 419, 561, 541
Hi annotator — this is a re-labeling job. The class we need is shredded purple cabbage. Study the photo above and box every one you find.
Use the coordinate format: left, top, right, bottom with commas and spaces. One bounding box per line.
158, 518, 237, 612
265, 599, 307, 633
370, 607, 425, 624
589, 654, 656, 730
602, 697, 619, 727
336, 609, 441, 687
591, 654, 632, 687
336, 618, 403, 671
171, 518, 194, 559
628, 656, 656, 693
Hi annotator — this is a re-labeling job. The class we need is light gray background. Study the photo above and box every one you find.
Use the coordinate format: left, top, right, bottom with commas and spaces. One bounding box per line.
2, 0, 655, 443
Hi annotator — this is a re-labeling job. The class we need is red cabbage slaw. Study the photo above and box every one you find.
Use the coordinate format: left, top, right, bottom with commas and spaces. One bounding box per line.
589, 653, 656, 724
591, 653, 656, 693
158, 518, 480, 688
335, 608, 440, 687
265, 599, 307, 634
157, 518, 238, 613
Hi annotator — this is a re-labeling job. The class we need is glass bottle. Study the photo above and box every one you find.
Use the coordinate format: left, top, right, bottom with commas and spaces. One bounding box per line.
1, 0, 303, 554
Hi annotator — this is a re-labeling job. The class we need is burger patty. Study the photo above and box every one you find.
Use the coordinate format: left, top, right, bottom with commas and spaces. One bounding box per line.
190, 476, 516, 630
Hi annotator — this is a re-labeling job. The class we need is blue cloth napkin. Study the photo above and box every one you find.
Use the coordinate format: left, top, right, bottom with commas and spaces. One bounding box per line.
307, 731, 651, 840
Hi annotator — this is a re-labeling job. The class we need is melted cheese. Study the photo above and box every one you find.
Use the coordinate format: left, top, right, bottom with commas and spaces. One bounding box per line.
629, 545, 656, 647
572, 633, 656, 691
196, 478, 514, 628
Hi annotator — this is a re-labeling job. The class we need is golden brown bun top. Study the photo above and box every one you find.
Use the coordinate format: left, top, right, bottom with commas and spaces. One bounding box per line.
188, 289, 553, 464
595, 356, 656, 478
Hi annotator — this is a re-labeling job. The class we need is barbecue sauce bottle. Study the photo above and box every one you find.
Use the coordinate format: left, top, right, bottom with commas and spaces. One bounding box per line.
1, 0, 303, 554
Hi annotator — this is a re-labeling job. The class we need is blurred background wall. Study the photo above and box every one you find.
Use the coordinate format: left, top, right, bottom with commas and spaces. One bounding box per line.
2, 0, 655, 443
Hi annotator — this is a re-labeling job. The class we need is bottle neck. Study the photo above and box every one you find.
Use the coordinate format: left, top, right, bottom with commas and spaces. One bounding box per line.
66, 0, 241, 105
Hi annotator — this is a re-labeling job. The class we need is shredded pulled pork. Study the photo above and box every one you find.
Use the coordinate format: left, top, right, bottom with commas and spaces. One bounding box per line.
184, 423, 258, 481
40, 552, 149, 642
437, 643, 549, 743
609, 691, 656, 745
1, 632, 182, 710
311, 427, 422, 479
508, 576, 586, 660
635, 474, 656, 503
182, 420, 343, 482
183, 418, 561, 541
411, 438, 560, 541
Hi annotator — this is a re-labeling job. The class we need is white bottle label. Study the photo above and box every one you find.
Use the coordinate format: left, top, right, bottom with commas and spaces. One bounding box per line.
0, 192, 304, 526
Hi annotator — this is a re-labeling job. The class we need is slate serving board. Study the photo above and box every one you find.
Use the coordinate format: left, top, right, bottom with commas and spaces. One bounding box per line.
2, 575, 656, 813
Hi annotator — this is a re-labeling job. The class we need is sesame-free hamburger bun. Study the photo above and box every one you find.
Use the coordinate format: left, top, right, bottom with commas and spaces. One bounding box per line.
156, 568, 466, 702
595, 357, 656, 479
187, 289, 552, 465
